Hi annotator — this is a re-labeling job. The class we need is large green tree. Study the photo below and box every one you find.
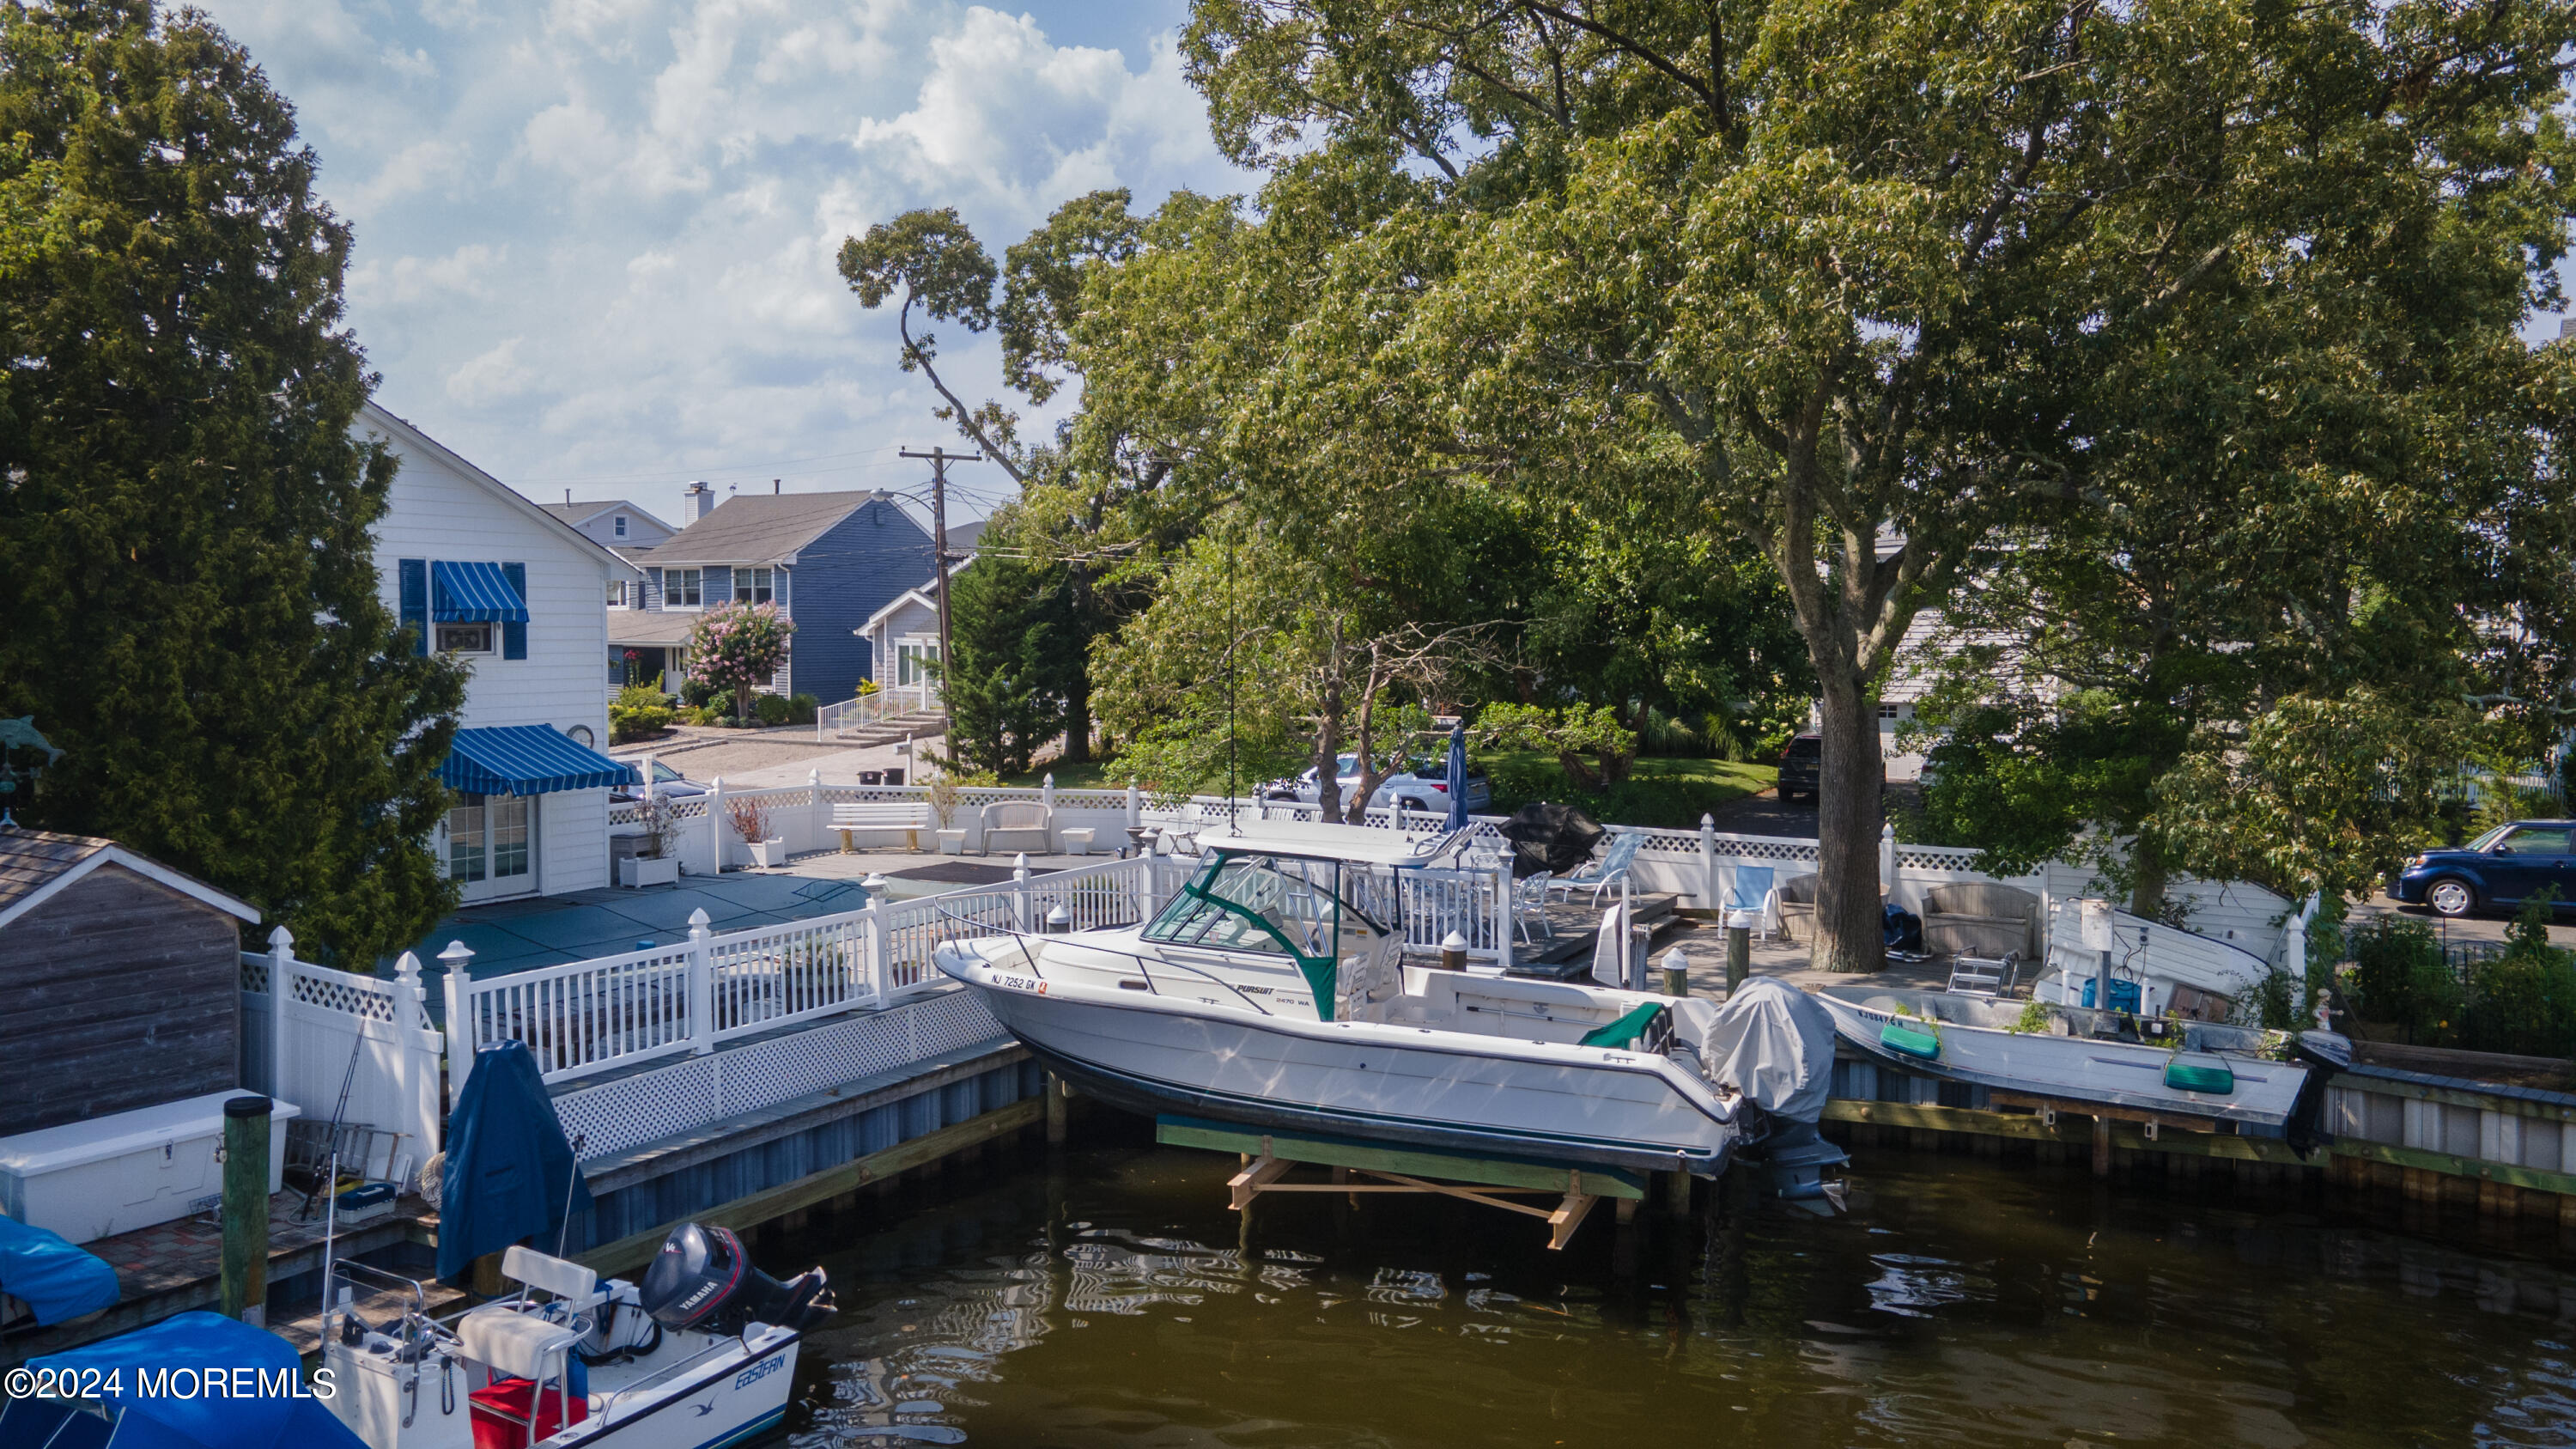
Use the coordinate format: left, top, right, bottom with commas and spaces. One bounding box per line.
1179, 0, 2576, 970
938, 513, 1084, 778
0, 1, 464, 966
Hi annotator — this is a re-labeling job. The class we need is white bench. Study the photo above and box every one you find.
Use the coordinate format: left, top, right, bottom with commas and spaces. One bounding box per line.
833, 801, 930, 852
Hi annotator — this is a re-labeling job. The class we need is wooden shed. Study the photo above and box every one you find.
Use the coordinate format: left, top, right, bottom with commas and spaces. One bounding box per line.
0, 829, 261, 1138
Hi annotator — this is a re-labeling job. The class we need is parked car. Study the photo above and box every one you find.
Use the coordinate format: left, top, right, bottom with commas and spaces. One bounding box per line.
1774, 733, 1887, 803
2392, 819, 2576, 918
611, 758, 710, 803
1265, 753, 1492, 814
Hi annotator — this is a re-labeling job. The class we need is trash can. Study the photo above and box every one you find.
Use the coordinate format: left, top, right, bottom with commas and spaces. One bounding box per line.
882, 767, 906, 786
859, 770, 884, 786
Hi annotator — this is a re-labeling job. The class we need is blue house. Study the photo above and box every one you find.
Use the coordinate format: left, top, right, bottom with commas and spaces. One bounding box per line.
614, 485, 959, 704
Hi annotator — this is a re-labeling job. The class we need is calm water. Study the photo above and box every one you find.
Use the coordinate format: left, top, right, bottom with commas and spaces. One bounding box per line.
769, 1129, 2576, 1449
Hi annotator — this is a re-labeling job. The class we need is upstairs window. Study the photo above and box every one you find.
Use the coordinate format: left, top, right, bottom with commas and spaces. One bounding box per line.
607, 580, 628, 608
613, 514, 628, 538
437, 622, 494, 654
671, 569, 702, 607
736, 566, 774, 606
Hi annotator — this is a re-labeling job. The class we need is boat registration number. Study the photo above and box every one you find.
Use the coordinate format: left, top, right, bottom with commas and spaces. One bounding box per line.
994, 973, 1048, 994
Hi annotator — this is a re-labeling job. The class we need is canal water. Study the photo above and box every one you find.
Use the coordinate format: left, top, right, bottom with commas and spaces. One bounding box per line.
770, 1131, 2576, 1448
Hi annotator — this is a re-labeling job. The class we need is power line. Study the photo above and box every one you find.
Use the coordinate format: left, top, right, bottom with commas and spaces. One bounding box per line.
506, 443, 908, 487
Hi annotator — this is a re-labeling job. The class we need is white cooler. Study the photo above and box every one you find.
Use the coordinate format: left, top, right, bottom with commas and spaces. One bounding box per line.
0, 1091, 301, 1245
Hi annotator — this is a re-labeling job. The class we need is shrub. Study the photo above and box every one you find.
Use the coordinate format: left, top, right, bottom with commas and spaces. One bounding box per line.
2463, 895, 2576, 1057
608, 684, 673, 743
681, 677, 716, 709
755, 693, 792, 726
689, 602, 796, 722
788, 692, 818, 725
726, 795, 775, 844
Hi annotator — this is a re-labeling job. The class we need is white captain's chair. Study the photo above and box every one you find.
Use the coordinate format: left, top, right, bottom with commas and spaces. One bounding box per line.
456, 1247, 604, 1437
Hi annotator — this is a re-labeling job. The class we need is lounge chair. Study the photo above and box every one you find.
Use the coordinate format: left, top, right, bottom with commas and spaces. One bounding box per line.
1548, 831, 1643, 906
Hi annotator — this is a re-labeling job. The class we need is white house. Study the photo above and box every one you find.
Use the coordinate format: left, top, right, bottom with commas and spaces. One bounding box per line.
361, 401, 641, 904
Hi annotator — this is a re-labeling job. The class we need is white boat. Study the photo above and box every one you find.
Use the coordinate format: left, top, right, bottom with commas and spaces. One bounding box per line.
1816, 985, 2337, 1133
933, 819, 1844, 1196
319, 1227, 831, 1449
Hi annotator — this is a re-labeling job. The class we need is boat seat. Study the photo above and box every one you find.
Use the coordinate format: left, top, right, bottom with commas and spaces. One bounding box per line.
1578, 1002, 1670, 1051
503, 1245, 601, 1309
457, 1305, 586, 1383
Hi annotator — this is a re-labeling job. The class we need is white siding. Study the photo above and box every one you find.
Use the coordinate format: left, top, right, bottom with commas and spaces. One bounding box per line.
361, 404, 628, 898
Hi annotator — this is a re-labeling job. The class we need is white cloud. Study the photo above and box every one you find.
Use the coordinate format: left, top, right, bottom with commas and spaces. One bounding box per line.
191, 0, 1230, 524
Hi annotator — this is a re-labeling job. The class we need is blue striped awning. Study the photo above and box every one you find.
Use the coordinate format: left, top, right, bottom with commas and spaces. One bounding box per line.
431, 560, 529, 624
439, 725, 628, 797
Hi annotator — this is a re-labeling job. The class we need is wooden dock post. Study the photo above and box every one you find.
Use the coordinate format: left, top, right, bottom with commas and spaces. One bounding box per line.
219, 1095, 272, 1325
1045, 1074, 1068, 1145
2091, 1115, 2113, 1178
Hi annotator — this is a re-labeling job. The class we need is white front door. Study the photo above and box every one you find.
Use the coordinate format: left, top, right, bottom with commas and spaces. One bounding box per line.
444, 793, 537, 903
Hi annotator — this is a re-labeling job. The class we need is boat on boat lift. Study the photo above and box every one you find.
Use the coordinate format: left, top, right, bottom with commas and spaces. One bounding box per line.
1815, 984, 2347, 1135
933, 819, 1847, 1205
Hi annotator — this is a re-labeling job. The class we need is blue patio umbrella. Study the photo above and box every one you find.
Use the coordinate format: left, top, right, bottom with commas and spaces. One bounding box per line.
1443, 721, 1471, 831
21, 1312, 368, 1449
437, 1039, 592, 1282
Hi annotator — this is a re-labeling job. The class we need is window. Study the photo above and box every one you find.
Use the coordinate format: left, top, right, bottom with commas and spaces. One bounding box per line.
671, 569, 702, 607
447, 793, 529, 885
607, 580, 628, 608
2501, 826, 2573, 855
447, 799, 485, 882
896, 639, 939, 686
735, 566, 774, 605
1880, 703, 1905, 720
436, 622, 494, 654
613, 514, 628, 538
489, 796, 530, 880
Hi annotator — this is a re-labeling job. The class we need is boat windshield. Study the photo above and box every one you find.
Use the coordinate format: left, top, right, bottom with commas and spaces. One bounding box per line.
1139, 853, 1388, 1020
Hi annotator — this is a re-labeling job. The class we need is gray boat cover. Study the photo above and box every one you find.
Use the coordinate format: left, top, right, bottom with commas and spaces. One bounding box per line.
1678, 977, 1838, 1124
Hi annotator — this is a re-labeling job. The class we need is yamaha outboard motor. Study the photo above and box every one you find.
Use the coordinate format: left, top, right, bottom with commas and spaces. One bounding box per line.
640, 1223, 834, 1334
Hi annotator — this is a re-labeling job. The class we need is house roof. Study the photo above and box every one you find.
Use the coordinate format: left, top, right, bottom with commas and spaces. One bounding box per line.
357, 402, 642, 580
0, 829, 262, 932
609, 611, 701, 647
647, 490, 897, 567
540, 499, 675, 536
857, 585, 940, 636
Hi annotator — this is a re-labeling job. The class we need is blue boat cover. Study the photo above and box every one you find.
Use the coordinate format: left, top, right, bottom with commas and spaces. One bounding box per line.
429, 559, 529, 623
28, 1311, 366, 1449
437, 1040, 592, 1282
0, 1214, 118, 1324
438, 724, 629, 797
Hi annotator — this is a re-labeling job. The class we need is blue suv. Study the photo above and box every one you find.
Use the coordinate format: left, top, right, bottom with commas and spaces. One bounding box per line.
2392, 820, 2576, 918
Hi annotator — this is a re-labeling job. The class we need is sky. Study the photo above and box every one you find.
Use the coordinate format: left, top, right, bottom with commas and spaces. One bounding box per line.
191, 0, 1237, 532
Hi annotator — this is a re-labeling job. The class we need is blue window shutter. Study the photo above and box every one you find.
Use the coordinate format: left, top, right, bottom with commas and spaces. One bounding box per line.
647, 567, 662, 610
501, 562, 528, 660
708, 565, 732, 605
398, 558, 428, 657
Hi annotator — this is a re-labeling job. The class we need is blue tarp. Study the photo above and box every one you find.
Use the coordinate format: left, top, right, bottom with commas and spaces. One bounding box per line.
27, 1312, 365, 1449
0, 1214, 118, 1324
438, 724, 629, 797
429, 560, 529, 623
437, 1040, 592, 1282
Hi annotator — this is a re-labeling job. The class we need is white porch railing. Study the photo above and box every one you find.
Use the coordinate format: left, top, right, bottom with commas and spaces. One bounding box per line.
816, 682, 942, 741
240, 928, 446, 1176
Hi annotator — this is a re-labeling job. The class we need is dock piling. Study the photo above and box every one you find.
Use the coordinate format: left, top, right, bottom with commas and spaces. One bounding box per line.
219, 1095, 272, 1325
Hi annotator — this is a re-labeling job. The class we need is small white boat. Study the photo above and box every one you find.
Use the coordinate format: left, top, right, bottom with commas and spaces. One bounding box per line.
1816, 985, 2336, 1133
933, 819, 1843, 1198
320, 1227, 832, 1449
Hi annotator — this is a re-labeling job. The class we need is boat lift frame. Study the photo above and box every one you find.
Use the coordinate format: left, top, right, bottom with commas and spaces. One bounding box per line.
1157, 1116, 1648, 1251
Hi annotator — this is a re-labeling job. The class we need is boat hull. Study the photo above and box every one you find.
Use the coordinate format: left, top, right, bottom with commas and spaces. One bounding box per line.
1818, 992, 2311, 1130
948, 956, 1747, 1176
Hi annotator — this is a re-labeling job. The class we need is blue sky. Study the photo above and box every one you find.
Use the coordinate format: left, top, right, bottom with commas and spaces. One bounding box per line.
191, 0, 1231, 529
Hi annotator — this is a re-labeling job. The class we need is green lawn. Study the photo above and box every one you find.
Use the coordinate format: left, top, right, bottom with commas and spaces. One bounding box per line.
1001, 756, 1122, 790
1478, 750, 1776, 830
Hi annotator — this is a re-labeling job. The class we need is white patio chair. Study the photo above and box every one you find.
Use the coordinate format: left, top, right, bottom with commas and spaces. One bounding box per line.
1510, 870, 1554, 944
1548, 831, 1643, 907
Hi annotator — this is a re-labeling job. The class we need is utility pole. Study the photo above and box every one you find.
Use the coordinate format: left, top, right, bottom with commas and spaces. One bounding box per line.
899, 446, 980, 701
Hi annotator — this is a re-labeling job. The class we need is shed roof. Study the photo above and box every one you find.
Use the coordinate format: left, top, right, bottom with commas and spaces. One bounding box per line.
0, 829, 261, 932
647, 490, 897, 566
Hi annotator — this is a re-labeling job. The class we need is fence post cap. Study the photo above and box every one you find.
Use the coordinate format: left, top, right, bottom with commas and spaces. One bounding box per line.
395, 951, 422, 982
687, 907, 713, 935
1661, 947, 1690, 972
1014, 852, 1029, 871
1043, 773, 1054, 788
1881, 823, 1895, 840
1441, 929, 1470, 950
1701, 813, 1716, 829
436, 940, 475, 967
1048, 904, 1070, 928
268, 923, 295, 951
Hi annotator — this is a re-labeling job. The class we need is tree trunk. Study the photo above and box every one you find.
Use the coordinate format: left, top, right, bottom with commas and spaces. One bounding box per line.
1062, 679, 1092, 765
2128, 838, 2169, 919
1314, 664, 1345, 824
1813, 679, 1886, 973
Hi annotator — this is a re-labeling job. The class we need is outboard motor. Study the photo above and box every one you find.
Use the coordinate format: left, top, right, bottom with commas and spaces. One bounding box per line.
640, 1223, 835, 1334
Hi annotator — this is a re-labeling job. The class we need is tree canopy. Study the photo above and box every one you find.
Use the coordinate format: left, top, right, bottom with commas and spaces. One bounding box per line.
0, 0, 465, 967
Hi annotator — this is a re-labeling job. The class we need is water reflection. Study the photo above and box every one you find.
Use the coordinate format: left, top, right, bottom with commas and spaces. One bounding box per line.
785, 1145, 2576, 1448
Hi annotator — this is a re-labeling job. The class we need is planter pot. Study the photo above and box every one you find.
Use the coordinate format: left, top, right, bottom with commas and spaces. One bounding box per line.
936, 829, 969, 856
620, 855, 680, 888
749, 837, 787, 869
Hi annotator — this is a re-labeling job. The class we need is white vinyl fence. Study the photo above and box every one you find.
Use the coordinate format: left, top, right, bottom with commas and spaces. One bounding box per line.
240, 928, 446, 1177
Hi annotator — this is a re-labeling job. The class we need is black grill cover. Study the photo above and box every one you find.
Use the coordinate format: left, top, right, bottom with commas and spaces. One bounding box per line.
1494, 802, 1606, 879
